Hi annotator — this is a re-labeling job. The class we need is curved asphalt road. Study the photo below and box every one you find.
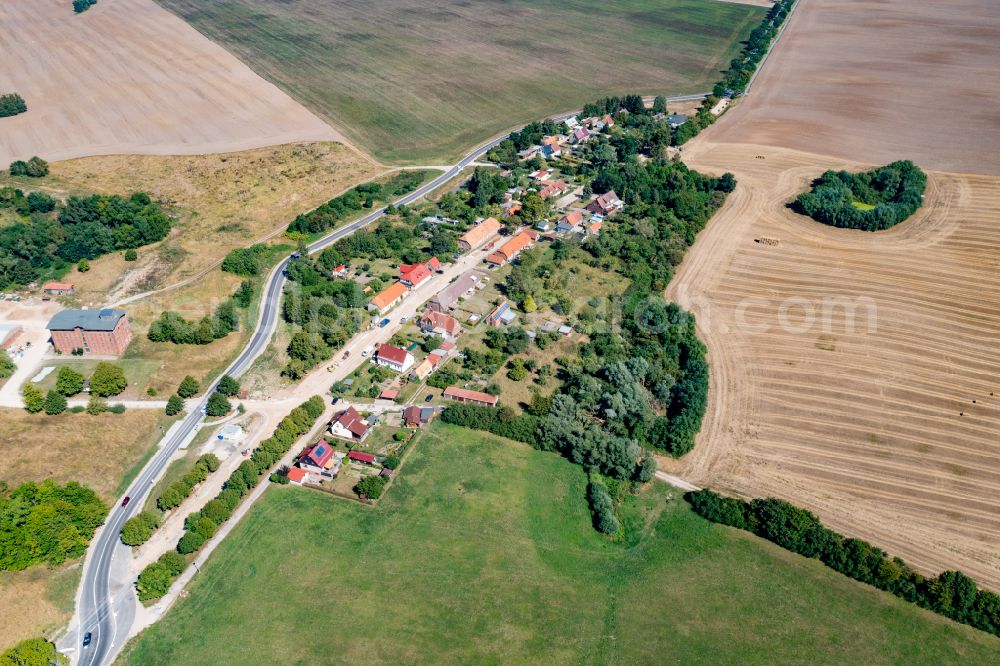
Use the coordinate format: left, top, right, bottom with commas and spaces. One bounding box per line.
73, 133, 513, 666
73, 95, 708, 665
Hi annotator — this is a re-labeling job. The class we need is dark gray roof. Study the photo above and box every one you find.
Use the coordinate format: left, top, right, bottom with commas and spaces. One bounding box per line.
47, 309, 127, 332
667, 114, 688, 126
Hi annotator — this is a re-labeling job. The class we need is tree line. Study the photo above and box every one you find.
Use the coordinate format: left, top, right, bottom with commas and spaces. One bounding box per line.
0, 93, 27, 117
0, 480, 107, 571
716, 0, 795, 97
285, 171, 427, 236
136, 396, 325, 601
793, 160, 927, 231
22, 362, 128, 416
686, 489, 1000, 640
0, 190, 171, 290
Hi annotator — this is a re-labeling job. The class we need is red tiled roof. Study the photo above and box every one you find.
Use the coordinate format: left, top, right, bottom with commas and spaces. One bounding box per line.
403, 405, 422, 425
349, 451, 376, 463
427, 257, 440, 271
301, 440, 335, 468
399, 262, 431, 286
42, 281, 74, 291
377, 344, 409, 366
287, 468, 307, 482
421, 310, 461, 336
379, 388, 400, 400
335, 407, 369, 437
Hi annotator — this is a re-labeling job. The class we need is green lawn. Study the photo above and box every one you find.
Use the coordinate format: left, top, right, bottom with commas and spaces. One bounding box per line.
120, 423, 1000, 664
155, 0, 764, 163
851, 199, 877, 211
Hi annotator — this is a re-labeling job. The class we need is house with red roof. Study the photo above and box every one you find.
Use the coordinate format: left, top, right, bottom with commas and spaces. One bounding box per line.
399, 262, 431, 288
586, 191, 623, 216
299, 440, 341, 477
419, 310, 462, 338
286, 467, 307, 485
329, 407, 371, 442
556, 211, 584, 233
374, 344, 414, 373
331, 264, 348, 278
571, 127, 591, 144
538, 180, 569, 201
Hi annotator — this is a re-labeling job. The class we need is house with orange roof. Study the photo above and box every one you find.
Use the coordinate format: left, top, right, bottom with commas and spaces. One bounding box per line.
457, 217, 503, 252
556, 211, 584, 233
485, 230, 534, 267
443, 386, 499, 407
368, 281, 407, 314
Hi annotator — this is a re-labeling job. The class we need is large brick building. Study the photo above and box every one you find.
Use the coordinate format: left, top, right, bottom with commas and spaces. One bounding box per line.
47, 309, 133, 356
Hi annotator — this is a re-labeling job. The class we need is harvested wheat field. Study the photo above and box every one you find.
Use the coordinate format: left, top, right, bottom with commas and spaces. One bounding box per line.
712, 0, 1000, 174
0, 0, 348, 166
668, 140, 1000, 590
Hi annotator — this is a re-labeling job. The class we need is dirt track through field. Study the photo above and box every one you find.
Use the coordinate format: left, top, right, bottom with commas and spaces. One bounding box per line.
712, 0, 1000, 175
0, 0, 347, 165
669, 140, 1000, 590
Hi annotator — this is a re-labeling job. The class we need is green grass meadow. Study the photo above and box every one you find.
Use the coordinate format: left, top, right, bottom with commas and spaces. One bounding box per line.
120, 424, 1000, 664
155, 0, 764, 163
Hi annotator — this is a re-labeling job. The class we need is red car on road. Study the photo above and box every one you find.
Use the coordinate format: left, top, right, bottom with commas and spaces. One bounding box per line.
121, 496, 131, 508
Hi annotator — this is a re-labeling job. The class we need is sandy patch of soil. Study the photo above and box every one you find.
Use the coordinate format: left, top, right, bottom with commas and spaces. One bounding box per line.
708, 0, 1000, 175
0, 0, 349, 165
669, 139, 1000, 590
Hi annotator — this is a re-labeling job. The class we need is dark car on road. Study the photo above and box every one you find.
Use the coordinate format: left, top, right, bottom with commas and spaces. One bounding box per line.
121, 496, 130, 508
83, 632, 92, 648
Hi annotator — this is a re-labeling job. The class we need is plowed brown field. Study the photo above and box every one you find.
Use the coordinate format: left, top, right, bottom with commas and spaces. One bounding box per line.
0, 0, 347, 166
668, 140, 1000, 589
711, 0, 1000, 174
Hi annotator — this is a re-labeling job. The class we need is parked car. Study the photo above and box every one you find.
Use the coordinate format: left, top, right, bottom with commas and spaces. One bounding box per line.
400, 316, 409, 323
378, 318, 391, 328
121, 496, 131, 508
425, 394, 433, 402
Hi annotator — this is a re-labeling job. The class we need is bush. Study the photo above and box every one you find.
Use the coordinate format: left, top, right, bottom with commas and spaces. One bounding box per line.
165, 394, 184, 416
9, 156, 48, 178
158, 550, 187, 577
587, 476, 620, 535
69, 405, 85, 413
86, 397, 108, 415
355, 475, 387, 501
21, 384, 43, 413
177, 375, 199, 398
205, 392, 231, 417
55, 366, 85, 396
108, 403, 127, 414
90, 362, 127, 397
120, 511, 161, 546
233, 280, 255, 308
1, 638, 66, 666
221, 244, 269, 276
0, 354, 14, 380
76, 259, 90, 272
27, 191, 55, 213
217, 374, 240, 396
124, 248, 138, 262
0, 93, 28, 118
0, 480, 107, 570
73, 0, 97, 13
43, 390, 67, 415
136, 562, 172, 601
176, 530, 206, 555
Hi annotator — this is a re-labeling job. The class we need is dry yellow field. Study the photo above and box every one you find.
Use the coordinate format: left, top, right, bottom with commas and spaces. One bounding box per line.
0, 564, 79, 654
668, 140, 1000, 590
0, 0, 347, 166
34, 142, 380, 305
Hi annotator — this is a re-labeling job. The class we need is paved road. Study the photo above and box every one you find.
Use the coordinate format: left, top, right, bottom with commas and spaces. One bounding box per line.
70, 96, 708, 665
70, 132, 512, 666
